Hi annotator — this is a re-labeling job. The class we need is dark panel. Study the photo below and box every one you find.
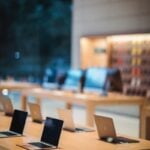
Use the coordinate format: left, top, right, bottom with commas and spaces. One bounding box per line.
146, 117, 150, 140
0, 0, 72, 82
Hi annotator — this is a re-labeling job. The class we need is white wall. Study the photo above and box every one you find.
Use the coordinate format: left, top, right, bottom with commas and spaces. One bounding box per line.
71, 0, 150, 116
72, 0, 150, 68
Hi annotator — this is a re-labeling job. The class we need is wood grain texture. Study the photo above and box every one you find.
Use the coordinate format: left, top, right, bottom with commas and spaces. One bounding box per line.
0, 113, 150, 150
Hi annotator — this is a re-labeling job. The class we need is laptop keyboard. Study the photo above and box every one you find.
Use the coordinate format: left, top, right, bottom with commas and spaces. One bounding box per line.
0, 131, 17, 136
75, 127, 94, 132
29, 142, 52, 148
115, 136, 139, 144
75, 128, 85, 132
101, 136, 139, 144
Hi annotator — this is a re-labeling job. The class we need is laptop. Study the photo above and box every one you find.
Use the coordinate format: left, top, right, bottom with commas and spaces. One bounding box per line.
94, 115, 139, 144
2, 97, 14, 116
58, 109, 94, 132
17, 117, 63, 149
28, 103, 43, 123
0, 109, 28, 138
83, 67, 108, 95
62, 69, 83, 93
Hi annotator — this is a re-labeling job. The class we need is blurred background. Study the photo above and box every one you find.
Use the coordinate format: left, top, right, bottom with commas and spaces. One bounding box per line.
0, 0, 72, 82
0, 0, 150, 138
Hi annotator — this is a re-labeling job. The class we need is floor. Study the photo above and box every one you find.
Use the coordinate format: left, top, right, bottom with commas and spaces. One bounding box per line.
9, 91, 139, 138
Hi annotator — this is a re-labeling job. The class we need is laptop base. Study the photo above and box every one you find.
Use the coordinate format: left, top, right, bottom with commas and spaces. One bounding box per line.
29, 142, 56, 149
0, 131, 21, 138
76, 127, 94, 132
63, 127, 94, 132
101, 136, 139, 144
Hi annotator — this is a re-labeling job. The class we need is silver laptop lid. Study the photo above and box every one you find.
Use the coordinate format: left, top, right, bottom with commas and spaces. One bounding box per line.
1, 96, 13, 116
57, 109, 76, 131
94, 115, 117, 138
28, 103, 43, 123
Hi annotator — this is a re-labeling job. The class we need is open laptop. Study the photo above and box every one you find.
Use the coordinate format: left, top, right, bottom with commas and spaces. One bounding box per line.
17, 117, 63, 149
58, 109, 94, 132
94, 115, 139, 144
83, 67, 108, 95
62, 69, 83, 93
0, 109, 28, 138
2, 97, 14, 116
28, 103, 43, 123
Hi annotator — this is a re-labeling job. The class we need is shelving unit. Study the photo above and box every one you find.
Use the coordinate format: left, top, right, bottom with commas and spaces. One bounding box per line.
111, 34, 150, 96
80, 34, 150, 97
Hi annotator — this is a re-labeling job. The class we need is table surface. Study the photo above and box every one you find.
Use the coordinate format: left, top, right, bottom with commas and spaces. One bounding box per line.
20, 88, 147, 134
0, 80, 40, 90
21, 88, 145, 105
0, 113, 150, 150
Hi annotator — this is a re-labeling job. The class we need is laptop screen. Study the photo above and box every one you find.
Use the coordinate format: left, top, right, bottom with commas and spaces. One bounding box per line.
41, 117, 63, 147
10, 109, 28, 134
107, 68, 122, 92
62, 69, 83, 91
84, 68, 108, 92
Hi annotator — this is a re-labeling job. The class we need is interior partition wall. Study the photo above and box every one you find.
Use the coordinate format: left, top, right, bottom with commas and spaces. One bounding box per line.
71, 0, 150, 116
72, 0, 150, 69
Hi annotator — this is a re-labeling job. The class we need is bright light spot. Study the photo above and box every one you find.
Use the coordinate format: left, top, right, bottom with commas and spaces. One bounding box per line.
2, 89, 8, 95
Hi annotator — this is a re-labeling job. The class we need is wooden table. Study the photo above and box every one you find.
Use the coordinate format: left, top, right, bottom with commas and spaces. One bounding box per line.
0, 81, 40, 111
0, 113, 150, 150
0, 80, 40, 91
21, 88, 146, 137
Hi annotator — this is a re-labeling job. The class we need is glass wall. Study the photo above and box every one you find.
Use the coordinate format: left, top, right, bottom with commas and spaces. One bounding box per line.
0, 0, 72, 82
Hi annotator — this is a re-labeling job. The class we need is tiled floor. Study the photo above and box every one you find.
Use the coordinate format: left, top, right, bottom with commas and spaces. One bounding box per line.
9, 92, 139, 138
